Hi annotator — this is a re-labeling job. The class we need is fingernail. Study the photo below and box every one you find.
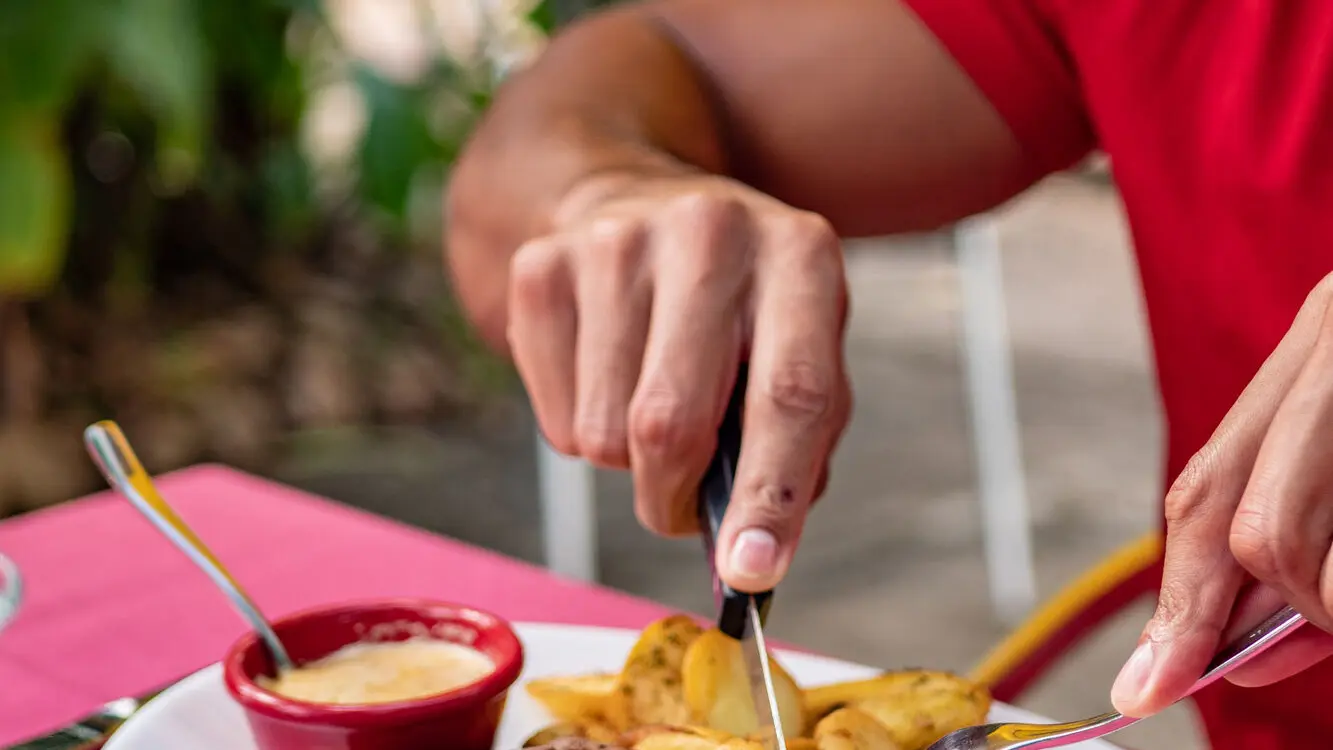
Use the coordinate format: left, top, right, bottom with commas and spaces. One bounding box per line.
1111, 641, 1155, 713
729, 528, 779, 580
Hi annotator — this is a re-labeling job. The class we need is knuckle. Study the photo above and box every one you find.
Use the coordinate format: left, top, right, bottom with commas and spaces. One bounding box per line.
509, 239, 568, 310
586, 217, 647, 262
1230, 494, 1296, 582
1229, 511, 1279, 579
628, 389, 707, 457
760, 361, 834, 419
661, 192, 753, 286
1163, 450, 1215, 525
774, 210, 837, 248
770, 212, 847, 288
575, 420, 630, 468
538, 422, 578, 457
668, 191, 745, 226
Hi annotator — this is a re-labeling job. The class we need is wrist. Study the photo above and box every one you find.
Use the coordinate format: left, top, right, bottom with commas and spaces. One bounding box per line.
550, 149, 700, 229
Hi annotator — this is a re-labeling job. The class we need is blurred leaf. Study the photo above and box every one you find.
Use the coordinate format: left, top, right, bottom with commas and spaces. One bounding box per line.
271, 0, 327, 22
197, 0, 303, 118
0, 0, 103, 117
527, 0, 611, 31
106, 0, 211, 189
354, 65, 442, 221
0, 117, 72, 296
526, 0, 559, 33
260, 139, 316, 243
469, 88, 494, 111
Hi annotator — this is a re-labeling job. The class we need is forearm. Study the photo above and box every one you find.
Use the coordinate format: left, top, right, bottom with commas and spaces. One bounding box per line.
445, 0, 1060, 353
444, 8, 726, 352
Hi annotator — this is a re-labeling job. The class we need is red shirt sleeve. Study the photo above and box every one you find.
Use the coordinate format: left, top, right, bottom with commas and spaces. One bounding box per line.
902, 0, 1096, 178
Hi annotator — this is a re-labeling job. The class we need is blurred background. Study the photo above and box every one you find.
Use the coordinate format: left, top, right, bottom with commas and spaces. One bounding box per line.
0, 0, 1199, 746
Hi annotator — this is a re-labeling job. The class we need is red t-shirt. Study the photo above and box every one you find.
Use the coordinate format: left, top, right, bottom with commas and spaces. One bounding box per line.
900, 1, 1333, 747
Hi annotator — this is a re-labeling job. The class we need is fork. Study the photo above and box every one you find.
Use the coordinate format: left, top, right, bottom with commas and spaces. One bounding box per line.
926, 604, 1307, 749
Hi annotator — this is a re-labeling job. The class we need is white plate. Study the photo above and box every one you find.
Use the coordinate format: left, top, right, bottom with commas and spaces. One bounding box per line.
107, 622, 1120, 749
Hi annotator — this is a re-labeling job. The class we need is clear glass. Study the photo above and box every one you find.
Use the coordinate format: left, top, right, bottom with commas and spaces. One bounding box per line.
0, 552, 19, 633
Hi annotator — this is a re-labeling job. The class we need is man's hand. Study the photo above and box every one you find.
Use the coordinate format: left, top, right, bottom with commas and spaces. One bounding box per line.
445, 0, 1087, 595
1111, 276, 1333, 717
509, 171, 852, 593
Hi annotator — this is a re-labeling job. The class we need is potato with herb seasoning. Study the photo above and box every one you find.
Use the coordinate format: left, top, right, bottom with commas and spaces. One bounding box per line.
526, 673, 623, 730
804, 671, 989, 750
518, 615, 991, 750
680, 628, 804, 738
812, 707, 902, 750
616, 615, 705, 727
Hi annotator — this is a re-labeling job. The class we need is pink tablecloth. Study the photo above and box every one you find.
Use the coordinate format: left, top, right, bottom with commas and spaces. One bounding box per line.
0, 465, 673, 745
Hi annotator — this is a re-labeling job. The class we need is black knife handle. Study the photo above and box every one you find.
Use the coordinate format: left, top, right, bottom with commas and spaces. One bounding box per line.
698, 364, 773, 639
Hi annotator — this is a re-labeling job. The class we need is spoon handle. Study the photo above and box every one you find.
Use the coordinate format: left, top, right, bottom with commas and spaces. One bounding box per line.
1193, 604, 1307, 693
982, 605, 1309, 748
84, 420, 294, 671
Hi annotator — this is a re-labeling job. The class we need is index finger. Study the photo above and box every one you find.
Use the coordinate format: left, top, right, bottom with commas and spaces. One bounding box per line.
716, 213, 847, 592
1111, 282, 1333, 717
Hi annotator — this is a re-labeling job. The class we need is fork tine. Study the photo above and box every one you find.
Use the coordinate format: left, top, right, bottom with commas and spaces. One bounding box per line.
927, 713, 1139, 750
924, 724, 998, 750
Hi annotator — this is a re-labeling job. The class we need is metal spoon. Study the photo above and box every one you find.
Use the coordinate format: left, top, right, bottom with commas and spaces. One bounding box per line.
926, 604, 1307, 749
84, 420, 294, 672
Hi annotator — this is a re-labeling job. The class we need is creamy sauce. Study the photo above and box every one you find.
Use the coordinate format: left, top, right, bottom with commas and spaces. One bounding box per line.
259, 638, 495, 705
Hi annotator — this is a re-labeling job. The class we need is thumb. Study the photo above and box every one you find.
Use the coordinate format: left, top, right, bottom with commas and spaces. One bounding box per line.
1111, 456, 1246, 717
715, 485, 810, 593
1110, 289, 1327, 716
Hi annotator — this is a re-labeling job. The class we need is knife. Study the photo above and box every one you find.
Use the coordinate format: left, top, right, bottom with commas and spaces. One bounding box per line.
697, 365, 788, 750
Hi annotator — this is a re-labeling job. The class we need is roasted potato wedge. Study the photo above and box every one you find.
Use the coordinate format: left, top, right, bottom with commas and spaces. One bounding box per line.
623, 725, 754, 750
523, 615, 992, 750
527, 673, 620, 724
524, 722, 580, 746
741, 733, 818, 749
812, 707, 903, 750
681, 628, 805, 739
617, 615, 706, 727
623, 725, 732, 743
632, 734, 726, 750
804, 671, 989, 750
523, 719, 622, 746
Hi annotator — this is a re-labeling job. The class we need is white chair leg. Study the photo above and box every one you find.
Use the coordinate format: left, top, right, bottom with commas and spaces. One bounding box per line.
536, 431, 599, 582
953, 216, 1038, 624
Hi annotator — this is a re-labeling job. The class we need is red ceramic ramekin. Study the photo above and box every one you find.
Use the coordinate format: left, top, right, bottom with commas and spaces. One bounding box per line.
224, 599, 524, 750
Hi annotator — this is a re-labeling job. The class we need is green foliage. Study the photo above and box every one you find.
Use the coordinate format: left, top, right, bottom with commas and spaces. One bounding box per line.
0, 0, 509, 299
0, 117, 71, 294
0, 0, 631, 302
527, 0, 622, 32
354, 64, 444, 223
105, 0, 210, 187
526, 1, 561, 34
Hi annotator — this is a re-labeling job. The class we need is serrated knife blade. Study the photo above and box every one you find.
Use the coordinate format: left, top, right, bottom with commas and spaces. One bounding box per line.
743, 596, 787, 750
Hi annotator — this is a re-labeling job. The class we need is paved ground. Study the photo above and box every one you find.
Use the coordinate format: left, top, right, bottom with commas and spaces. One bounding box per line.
276, 175, 1207, 748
